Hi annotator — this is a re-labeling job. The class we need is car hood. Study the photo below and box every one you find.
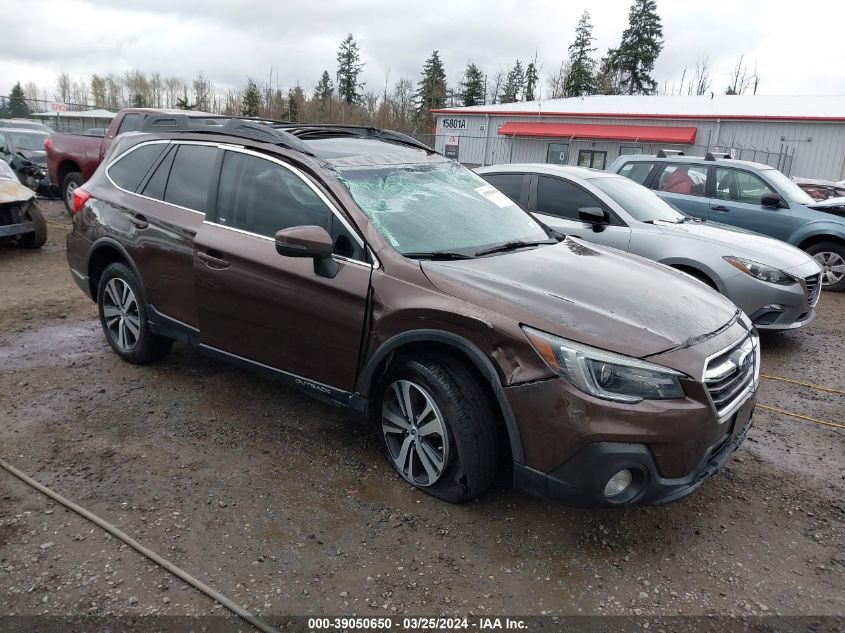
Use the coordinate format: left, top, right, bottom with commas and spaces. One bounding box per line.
17, 149, 47, 166
807, 198, 845, 217
421, 238, 740, 359
653, 219, 813, 270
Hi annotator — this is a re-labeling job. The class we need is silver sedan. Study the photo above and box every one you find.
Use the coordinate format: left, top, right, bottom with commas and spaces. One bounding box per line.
476, 164, 822, 331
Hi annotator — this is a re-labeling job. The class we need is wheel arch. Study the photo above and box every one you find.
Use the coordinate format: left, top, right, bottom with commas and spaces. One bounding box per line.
358, 330, 525, 465
86, 238, 145, 301
57, 159, 83, 185
797, 232, 845, 252
658, 257, 722, 292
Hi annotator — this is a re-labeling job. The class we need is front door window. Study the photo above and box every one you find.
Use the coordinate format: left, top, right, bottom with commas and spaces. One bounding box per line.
577, 150, 607, 170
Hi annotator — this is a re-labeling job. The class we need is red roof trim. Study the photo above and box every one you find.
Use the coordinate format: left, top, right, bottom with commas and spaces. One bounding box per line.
497, 121, 697, 144
430, 108, 845, 123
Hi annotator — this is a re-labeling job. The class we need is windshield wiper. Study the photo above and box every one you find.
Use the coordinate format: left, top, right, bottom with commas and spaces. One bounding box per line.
403, 251, 474, 260
474, 240, 555, 257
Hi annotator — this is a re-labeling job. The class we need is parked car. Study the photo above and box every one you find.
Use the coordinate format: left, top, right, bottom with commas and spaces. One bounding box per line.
0, 118, 52, 132
66, 116, 759, 508
477, 164, 822, 331
792, 177, 845, 201
0, 158, 46, 248
0, 127, 52, 195
45, 108, 220, 214
608, 153, 845, 291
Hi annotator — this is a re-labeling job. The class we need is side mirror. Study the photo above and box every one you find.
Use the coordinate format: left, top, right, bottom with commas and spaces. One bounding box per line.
578, 206, 608, 232
761, 192, 785, 209
275, 225, 338, 278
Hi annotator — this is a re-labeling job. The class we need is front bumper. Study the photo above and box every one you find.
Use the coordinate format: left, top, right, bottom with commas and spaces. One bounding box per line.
514, 396, 755, 507
722, 264, 820, 331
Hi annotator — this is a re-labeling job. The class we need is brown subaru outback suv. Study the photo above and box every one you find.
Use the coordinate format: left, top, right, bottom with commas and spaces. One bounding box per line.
66, 115, 759, 507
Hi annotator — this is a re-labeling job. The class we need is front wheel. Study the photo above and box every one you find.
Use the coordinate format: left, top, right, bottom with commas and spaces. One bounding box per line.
806, 242, 845, 292
19, 201, 47, 249
97, 262, 173, 364
377, 356, 500, 503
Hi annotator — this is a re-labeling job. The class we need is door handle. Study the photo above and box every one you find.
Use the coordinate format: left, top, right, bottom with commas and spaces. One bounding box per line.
128, 214, 148, 228
197, 251, 230, 269
711, 205, 730, 213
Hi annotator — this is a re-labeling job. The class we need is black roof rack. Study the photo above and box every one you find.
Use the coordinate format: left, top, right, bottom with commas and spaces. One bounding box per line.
705, 151, 732, 161
656, 149, 685, 158
137, 115, 434, 157
138, 114, 316, 156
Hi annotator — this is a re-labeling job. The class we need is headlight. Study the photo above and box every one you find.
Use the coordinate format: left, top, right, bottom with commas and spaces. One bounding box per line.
522, 327, 685, 403
724, 256, 793, 285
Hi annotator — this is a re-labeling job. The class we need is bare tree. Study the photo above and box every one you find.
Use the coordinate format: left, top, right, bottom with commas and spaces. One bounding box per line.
55, 72, 72, 103
487, 69, 505, 104
692, 57, 711, 95
725, 54, 759, 95
546, 61, 572, 99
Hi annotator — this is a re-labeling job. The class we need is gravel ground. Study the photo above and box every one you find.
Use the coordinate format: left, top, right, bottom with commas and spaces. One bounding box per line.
1, 200, 843, 623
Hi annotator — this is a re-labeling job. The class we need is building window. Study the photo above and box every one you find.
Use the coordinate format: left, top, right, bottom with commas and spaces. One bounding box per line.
620, 146, 643, 156
577, 149, 607, 170
546, 143, 569, 165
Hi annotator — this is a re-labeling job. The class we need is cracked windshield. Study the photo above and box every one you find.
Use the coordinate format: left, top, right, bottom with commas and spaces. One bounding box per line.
338, 160, 550, 256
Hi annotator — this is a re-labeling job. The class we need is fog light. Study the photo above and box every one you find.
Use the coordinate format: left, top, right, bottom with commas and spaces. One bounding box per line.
604, 469, 633, 497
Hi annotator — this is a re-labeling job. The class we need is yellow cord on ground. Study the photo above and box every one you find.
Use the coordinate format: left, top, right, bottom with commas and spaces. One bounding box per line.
45, 220, 70, 231
757, 404, 845, 430
761, 374, 845, 397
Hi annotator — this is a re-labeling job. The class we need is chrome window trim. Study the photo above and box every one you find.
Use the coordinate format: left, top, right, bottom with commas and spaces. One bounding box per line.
202, 220, 376, 270
105, 139, 207, 216
105, 139, 380, 267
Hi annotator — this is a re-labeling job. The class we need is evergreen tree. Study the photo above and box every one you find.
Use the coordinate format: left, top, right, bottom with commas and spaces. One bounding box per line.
499, 60, 525, 103
414, 51, 447, 119
524, 60, 539, 101
313, 70, 334, 102
175, 94, 195, 110
459, 63, 485, 106
131, 92, 145, 107
336, 34, 364, 104
565, 11, 597, 97
612, 0, 664, 95
242, 78, 261, 117
288, 85, 305, 122
5, 82, 30, 117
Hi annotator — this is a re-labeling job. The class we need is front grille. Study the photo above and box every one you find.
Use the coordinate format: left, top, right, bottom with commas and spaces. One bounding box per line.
804, 273, 821, 307
704, 334, 758, 417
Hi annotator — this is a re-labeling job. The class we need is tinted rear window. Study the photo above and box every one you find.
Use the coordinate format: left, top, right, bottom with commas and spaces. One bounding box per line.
163, 144, 218, 213
482, 173, 524, 204
109, 143, 168, 192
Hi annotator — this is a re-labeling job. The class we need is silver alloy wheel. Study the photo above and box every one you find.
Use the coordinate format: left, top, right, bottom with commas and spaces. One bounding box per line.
65, 180, 77, 209
813, 251, 845, 286
381, 379, 449, 487
103, 278, 141, 351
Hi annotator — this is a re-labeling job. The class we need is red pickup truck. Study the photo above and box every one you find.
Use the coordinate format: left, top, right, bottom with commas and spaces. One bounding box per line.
46, 108, 218, 213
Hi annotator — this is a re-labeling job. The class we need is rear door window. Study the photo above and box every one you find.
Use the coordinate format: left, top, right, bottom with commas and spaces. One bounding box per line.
481, 173, 525, 205
715, 168, 776, 204
162, 144, 218, 213
536, 175, 605, 221
617, 161, 655, 185
140, 145, 175, 200
108, 143, 168, 192
655, 163, 708, 196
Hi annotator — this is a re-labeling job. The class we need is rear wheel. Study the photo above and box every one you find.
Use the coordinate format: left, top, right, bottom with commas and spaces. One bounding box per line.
806, 242, 845, 292
19, 201, 47, 249
62, 171, 84, 216
377, 356, 499, 503
97, 262, 173, 364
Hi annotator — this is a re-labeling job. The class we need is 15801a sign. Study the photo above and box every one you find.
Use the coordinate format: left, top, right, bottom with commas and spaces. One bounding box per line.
441, 118, 467, 130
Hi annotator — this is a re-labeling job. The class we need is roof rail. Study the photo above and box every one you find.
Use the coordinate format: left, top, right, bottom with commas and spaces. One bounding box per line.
271, 123, 434, 153
656, 149, 685, 158
705, 151, 732, 161
138, 114, 315, 156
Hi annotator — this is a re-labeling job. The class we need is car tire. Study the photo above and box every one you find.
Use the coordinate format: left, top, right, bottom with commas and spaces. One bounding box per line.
62, 171, 84, 216
376, 355, 500, 503
97, 262, 173, 364
806, 242, 845, 292
19, 201, 47, 249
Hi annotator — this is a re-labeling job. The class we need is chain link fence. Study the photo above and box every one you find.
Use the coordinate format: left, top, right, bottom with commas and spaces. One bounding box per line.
0, 96, 109, 133
415, 133, 796, 175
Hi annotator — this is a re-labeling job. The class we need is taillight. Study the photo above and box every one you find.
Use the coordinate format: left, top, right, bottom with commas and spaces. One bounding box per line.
44, 137, 52, 151
71, 188, 90, 214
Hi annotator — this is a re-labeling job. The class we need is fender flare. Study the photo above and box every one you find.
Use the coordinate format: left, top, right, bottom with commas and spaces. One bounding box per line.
357, 329, 525, 464
85, 237, 146, 301
657, 257, 724, 293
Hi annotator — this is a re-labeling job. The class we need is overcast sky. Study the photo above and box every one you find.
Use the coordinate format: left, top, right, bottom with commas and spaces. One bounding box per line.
2, 0, 843, 101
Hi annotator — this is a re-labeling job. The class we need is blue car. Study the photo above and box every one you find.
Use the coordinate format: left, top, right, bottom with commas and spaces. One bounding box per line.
608, 152, 845, 291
